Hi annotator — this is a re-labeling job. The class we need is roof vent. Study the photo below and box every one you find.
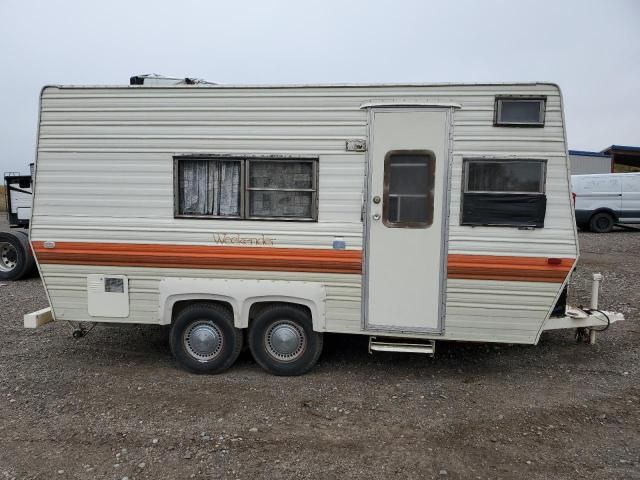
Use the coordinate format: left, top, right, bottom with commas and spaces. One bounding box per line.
129, 73, 216, 86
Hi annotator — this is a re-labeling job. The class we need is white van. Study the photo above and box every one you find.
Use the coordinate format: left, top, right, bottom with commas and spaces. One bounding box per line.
572, 172, 640, 232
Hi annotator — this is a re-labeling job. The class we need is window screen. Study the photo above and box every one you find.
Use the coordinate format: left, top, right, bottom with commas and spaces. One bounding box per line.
175, 157, 318, 221
495, 97, 545, 126
383, 151, 435, 228
247, 161, 315, 219
461, 159, 547, 227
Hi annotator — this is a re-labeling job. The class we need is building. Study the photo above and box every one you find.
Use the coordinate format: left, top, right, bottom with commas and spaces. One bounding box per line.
568, 150, 611, 174
601, 145, 640, 173
569, 145, 640, 174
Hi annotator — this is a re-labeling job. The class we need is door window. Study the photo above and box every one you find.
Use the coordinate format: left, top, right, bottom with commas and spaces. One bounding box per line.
383, 150, 435, 228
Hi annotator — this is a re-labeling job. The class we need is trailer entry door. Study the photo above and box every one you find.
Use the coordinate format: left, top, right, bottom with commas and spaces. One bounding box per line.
365, 109, 450, 333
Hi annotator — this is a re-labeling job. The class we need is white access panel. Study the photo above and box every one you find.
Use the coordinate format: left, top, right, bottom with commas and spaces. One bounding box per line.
365, 109, 450, 333
87, 274, 130, 318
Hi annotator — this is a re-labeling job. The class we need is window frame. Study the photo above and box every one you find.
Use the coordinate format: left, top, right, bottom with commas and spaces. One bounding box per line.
462, 158, 547, 195
460, 158, 548, 228
382, 149, 436, 229
245, 158, 318, 221
494, 95, 546, 127
173, 155, 319, 222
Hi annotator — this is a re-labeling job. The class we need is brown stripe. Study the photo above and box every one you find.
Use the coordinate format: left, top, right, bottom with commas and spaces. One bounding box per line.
32, 241, 363, 274
448, 254, 574, 282
32, 242, 575, 282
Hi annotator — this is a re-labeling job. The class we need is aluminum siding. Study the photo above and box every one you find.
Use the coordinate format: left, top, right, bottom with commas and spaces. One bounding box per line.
32, 84, 576, 343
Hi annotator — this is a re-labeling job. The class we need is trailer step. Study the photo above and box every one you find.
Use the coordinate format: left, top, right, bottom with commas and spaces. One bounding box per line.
368, 337, 435, 356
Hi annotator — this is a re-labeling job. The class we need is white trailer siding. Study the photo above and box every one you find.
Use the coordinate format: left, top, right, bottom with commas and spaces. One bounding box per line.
31, 83, 577, 344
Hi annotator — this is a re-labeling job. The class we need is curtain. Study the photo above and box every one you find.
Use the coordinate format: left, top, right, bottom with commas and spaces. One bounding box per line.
180, 160, 210, 215
180, 160, 240, 216
214, 161, 241, 216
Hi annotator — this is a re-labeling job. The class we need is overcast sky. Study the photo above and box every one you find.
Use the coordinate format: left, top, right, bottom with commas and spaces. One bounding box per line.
1, 0, 638, 173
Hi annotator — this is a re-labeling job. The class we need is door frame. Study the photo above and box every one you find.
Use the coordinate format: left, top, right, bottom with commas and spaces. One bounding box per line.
361, 106, 455, 334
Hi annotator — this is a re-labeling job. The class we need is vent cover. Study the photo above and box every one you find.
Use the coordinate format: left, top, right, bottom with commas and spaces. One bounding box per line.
87, 275, 129, 317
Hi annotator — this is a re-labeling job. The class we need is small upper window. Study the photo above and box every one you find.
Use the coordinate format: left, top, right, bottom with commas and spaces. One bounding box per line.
494, 96, 546, 127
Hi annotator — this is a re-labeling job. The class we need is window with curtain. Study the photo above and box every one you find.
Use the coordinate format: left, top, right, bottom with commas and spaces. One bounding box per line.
178, 159, 241, 217
175, 157, 318, 221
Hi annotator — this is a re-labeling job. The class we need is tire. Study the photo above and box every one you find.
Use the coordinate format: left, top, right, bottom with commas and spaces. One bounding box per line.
169, 303, 243, 374
15, 231, 36, 275
249, 304, 323, 376
0, 231, 34, 281
589, 212, 615, 233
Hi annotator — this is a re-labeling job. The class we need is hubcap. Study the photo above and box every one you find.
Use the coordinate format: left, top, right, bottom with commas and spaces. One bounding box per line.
0, 242, 18, 273
597, 217, 610, 229
265, 320, 306, 362
183, 321, 223, 362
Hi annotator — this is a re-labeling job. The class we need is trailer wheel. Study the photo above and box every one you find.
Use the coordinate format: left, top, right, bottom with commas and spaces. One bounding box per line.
249, 305, 323, 376
169, 303, 243, 374
589, 212, 614, 233
0, 231, 35, 281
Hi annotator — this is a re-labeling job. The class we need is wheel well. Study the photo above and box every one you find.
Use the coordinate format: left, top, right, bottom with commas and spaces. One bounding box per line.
590, 208, 618, 222
248, 301, 312, 324
171, 299, 234, 323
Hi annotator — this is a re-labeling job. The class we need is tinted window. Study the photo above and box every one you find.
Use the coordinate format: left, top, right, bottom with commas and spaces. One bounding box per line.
461, 159, 547, 228
466, 160, 545, 193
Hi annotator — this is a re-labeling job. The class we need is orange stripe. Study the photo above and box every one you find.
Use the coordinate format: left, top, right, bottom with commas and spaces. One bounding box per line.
32, 241, 575, 282
32, 241, 363, 274
448, 254, 574, 282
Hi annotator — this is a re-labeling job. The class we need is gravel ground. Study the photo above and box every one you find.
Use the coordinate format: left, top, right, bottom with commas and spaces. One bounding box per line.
0, 223, 638, 480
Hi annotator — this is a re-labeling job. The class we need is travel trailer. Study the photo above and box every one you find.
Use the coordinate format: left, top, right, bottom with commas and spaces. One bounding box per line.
572, 172, 640, 232
25, 82, 623, 375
